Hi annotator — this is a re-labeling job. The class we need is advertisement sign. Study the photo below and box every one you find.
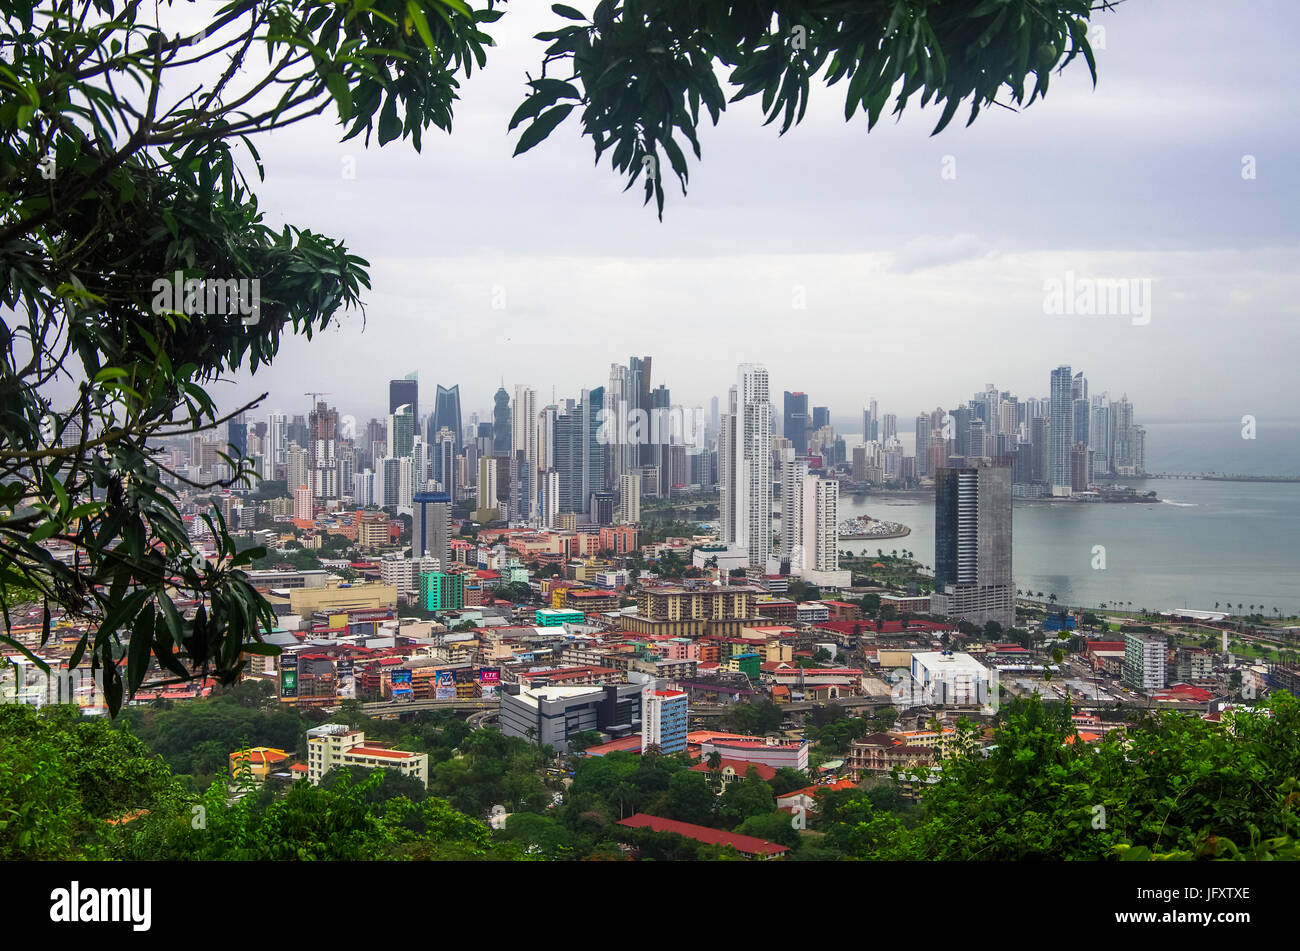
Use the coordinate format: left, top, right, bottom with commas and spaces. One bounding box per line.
279, 653, 299, 699
336, 657, 355, 700
391, 667, 413, 701
435, 669, 456, 700
479, 667, 500, 700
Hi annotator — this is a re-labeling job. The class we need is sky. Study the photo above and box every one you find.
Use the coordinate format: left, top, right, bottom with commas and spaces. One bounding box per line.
96, 2, 1300, 436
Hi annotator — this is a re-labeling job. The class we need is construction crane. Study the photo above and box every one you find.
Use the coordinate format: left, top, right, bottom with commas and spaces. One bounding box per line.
304, 391, 331, 409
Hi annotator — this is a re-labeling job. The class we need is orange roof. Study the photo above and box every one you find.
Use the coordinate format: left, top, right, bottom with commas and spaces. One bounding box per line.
350, 746, 417, 760
230, 747, 291, 766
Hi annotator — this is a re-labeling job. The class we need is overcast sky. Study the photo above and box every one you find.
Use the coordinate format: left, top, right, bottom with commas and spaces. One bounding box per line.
180, 1, 1298, 432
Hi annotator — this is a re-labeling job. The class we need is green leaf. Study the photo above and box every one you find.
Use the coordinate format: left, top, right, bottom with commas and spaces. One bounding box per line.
513, 103, 575, 156
406, 1, 436, 54
551, 4, 586, 19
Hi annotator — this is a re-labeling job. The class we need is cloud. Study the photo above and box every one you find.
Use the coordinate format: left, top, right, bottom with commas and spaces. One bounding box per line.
889, 235, 997, 273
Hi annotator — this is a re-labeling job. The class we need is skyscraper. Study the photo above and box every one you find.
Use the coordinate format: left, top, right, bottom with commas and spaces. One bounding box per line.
783, 391, 810, 455
411, 491, 451, 566
719, 364, 772, 569
779, 452, 808, 568
308, 401, 339, 500
1049, 365, 1075, 496
914, 414, 932, 477
431, 384, 462, 453
389, 372, 418, 424
492, 386, 511, 455
388, 403, 414, 458
933, 458, 1014, 629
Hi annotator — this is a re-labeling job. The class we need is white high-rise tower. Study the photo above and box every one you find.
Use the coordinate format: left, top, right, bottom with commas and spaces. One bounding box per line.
719, 364, 772, 570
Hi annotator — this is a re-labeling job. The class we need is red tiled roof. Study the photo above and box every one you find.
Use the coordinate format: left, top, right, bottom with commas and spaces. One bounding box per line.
616, 814, 788, 856
689, 759, 777, 781
350, 746, 417, 760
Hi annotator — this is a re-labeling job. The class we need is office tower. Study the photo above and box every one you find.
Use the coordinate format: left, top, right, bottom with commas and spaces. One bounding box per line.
1071, 443, 1092, 491
607, 363, 631, 490
709, 395, 720, 442
511, 385, 538, 519
779, 452, 808, 568
1049, 365, 1075, 496
411, 491, 451, 565
968, 419, 986, 459
719, 364, 772, 569
915, 415, 931, 477
390, 372, 418, 423
1073, 397, 1090, 447
308, 401, 339, 500
379, 456, 402, 509
538, 403, 557, 479
800, 474, 840, 575
589, 491, 616, 526
619, 472, 641, 525
628, 355, 652, 465
783, 391, 810, 456
813, 406, 830, 431
492, 386, 511, 454
582, 387, 605, 513
933, 458, 1014, 629
1089, 397, 1111, 475
287, 414, 308, 449
1072, 370, 1088, 402
436, 428, 457, 498
541, 469, 560, 528
227, 413, 248, 459
881, 413, 897, 441
929, 438, 948, 479
851, 446, 868, 481
387, 402, 414, 459
1030, 417, 1050, 484
431, 384, 462, 454
951, 406, 970, 457
477, 456, 498, 512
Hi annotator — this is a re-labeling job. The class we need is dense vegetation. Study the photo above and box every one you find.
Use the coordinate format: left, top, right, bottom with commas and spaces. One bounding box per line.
4, 688, 1296, 861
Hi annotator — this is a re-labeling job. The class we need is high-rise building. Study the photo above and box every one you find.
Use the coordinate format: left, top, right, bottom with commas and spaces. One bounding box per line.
914, 415, 932, 477
267, 411, 286, 469
1089, 396, 1111, 475
881, 413, 897, 441
1071, 443, 1092, 492
293, 483, 313, 521
719, 364, 772, 569
799, 474, 842, 578
619, 472, 641, 525
388, 403, 415, 458
1030, 416, 1050, 484
431, 384, 462, 454
307, 401, 339, 500
1049, 366, 1074, 496
389, 372, 418, 424
492, 386, 511, 455
477, 457, 498, 514
933, 458, 1014, 629
541, 469, 560, 528
511, 385, 538, 519
813, 406, 830, 431
435, 428, 457, 498
779, 452, 807, 569
411, 491, 451, 565
1123, 632, 1167, 691
642, 689, 688, 754
783, 391, 810, 456
589, 491, 616, 526
628, 356, 652, 466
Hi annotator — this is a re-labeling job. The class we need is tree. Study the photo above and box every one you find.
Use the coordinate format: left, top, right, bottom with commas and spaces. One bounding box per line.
663, 770, 716, 826
2, 0, 1105, 710
718, 768, 777, 827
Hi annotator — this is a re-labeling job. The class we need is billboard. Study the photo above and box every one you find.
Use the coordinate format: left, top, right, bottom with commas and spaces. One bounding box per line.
435, 669, 456, 700
391, 667, 413, 701
336, 657, 355, 700
279, 653, 299, 699
479, 667, 500, 700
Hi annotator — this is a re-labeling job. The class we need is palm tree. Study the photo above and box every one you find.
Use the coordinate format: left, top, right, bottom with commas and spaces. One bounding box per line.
1048, 593, 1058, 605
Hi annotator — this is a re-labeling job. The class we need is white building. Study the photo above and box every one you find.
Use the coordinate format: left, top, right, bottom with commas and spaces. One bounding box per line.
305, 724, 428, 787
719, 364, 771, 569
618, 472, 641, 525
908, 651, 992, 707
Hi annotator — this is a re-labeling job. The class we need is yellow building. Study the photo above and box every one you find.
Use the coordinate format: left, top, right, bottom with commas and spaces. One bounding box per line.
229, 747, 291, 783
264, 579, 397, 617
